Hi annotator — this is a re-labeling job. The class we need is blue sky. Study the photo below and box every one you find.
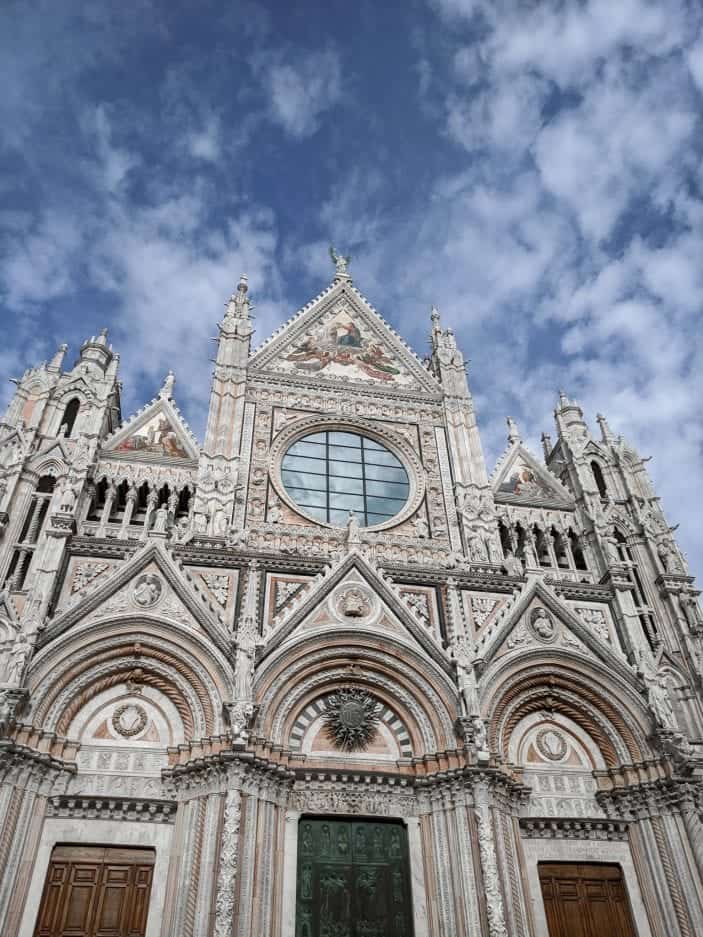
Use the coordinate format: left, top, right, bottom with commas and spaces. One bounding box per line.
1, 0, 702, 573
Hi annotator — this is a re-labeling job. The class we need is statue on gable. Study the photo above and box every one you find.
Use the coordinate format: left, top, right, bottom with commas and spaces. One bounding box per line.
329, 245, 351, 278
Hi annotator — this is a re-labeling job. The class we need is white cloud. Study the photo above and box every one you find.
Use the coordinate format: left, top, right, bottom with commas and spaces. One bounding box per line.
186, 114, 222, 163
258, 47, 342, 138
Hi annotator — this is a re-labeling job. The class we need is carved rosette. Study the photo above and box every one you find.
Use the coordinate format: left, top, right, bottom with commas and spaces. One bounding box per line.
322, 688, 381, 751
214, 788, 242, 937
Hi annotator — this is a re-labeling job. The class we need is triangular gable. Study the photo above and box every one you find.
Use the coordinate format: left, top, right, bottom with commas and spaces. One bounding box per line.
250, 280, 441, 395
492, 443, 573, 509
261, 548, 452, 673
476, 578, 633, 683
27, 438, 71, 474
102, 396, 199, 463
41, 541, 228, 653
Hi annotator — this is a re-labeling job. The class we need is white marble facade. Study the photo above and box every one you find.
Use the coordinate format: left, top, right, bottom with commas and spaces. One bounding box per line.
0, 264, 702, 937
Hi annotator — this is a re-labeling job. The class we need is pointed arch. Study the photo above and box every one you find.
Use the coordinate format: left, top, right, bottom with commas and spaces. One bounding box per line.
26, 616, 234, 740
482, 651, 654, 768
256, 629, 459, 758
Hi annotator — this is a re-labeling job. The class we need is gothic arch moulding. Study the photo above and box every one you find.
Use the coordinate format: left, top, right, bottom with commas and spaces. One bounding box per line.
256, 629, 459, 757
26, 617, 233, 740
482, 650, 654, 769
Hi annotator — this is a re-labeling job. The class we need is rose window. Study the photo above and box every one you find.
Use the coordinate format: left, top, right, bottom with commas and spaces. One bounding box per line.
281, 430, 409, 527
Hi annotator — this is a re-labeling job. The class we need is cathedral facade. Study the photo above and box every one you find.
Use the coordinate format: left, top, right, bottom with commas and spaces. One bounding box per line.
0, 257, 702, 937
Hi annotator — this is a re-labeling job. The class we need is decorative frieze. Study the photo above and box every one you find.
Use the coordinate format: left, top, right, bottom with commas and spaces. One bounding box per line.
46, 795, 176, 824
519, 818, 629, 840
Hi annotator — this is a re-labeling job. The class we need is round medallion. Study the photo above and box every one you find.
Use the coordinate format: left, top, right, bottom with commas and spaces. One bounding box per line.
536, 728, 568, 762
132, 573, 163, 608
112, 702, 147, 738
528, 606, 558, 643
322, 688, 381, 751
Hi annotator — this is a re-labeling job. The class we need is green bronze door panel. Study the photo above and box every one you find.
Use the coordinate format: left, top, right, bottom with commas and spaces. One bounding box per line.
295, 818, 413, 937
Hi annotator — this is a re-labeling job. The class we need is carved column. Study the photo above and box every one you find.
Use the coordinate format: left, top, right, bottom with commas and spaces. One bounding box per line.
473, 780, 508, 937
214, 787, 242, 937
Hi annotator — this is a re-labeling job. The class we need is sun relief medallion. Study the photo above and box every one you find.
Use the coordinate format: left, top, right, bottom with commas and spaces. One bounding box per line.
322, 688, 382, 751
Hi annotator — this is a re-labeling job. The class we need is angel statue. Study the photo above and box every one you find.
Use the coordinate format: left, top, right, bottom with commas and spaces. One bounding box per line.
329, 245, 351, 277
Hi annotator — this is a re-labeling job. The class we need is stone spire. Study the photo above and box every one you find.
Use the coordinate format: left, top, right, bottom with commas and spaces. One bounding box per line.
203, 278, 253, 459
48, 344, 68, 372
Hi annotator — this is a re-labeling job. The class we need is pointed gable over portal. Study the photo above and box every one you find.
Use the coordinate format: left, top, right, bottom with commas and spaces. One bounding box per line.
249, 278, 440, 396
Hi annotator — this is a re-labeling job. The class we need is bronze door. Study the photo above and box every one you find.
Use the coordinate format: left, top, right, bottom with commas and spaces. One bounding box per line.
34, 845, 155, 937
295, 818, 414, 937
539, 862, 638, 937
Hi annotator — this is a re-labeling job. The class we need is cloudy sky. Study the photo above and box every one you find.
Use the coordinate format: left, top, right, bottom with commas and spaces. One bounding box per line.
1, 0, 702, 572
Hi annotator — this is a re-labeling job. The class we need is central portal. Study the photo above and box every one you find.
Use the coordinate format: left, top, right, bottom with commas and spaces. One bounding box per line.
295, 817, 414, 937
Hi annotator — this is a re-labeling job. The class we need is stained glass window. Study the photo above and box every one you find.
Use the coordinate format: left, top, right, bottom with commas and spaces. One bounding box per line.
281, 431, 410, 527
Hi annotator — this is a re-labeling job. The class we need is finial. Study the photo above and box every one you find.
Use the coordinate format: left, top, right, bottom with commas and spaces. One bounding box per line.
506, 416, 521, 444
159, 370, 176, 399
329, 245, 352, 280
225, 274, 251, 319
541, 431, 553, 458
596, 413, 614, 442
430, 304, 441, 328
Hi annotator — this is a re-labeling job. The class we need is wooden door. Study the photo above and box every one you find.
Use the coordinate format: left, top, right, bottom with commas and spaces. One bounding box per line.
295, 818, 414, 937
34, 845, 155, 937
539, 862, 638, 937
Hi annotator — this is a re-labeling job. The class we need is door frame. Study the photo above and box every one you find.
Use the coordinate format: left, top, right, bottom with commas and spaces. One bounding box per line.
19, 817, 173, 937
522, 838, 653, 937
282, 811, 429, 937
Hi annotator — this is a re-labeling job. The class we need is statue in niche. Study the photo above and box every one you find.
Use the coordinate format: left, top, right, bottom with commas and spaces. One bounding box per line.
472, 716, 488, 756
213, 508, 228, 536
58, 477, 77, 514
603, 527, 622, 565
658, 540, 684, 574
5, 632, 30, 685
345, 511, 362, 546
637, 649, 678, 732
468, 533, 488, 563
268, 497, 282, 524
152, 504, 169, 533
458, 663, 480, 717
